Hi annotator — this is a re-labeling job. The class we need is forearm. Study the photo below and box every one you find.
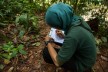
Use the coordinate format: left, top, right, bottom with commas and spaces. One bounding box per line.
47, 43, 59, 67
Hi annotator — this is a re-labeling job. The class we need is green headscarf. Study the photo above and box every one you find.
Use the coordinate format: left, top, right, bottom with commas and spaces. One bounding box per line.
45, 2, 91, 34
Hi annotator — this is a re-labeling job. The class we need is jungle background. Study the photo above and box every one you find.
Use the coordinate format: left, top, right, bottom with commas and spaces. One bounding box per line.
0, 0, 108, 72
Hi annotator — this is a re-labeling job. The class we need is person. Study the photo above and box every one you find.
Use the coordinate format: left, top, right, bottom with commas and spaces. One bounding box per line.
49, 28, 65, 46
43, 2, 96, 72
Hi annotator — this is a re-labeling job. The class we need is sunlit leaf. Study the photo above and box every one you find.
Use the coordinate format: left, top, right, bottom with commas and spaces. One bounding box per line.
4, 59, 10, 64
32, 42, 40, 46
15, 16, 20, 25
7, 67, 14, 72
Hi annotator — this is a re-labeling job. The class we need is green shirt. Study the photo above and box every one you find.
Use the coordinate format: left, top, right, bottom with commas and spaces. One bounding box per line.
57, 26, 96, 72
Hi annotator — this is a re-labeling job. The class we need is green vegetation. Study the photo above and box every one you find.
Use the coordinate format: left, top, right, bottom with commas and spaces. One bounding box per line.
0, 42, 26, 60
0, 0, 108, 71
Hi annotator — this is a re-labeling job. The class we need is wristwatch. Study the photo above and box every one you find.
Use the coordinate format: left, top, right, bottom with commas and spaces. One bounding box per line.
44, 41, 51, 46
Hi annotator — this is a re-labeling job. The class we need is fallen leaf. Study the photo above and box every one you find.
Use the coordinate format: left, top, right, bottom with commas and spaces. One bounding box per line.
7, 67, 14, 72
96, 46, 100, 54
101, 37, 107, 43
13, 37, 18, 44
36, 35, 39, 38
23, 36, 30, 41
95, 38, 102, 45
101, 55, 108, 62
4, 59, 10, 64
36, 42, 41, 46
0, 64, 4, 69
32, 42, 40, 46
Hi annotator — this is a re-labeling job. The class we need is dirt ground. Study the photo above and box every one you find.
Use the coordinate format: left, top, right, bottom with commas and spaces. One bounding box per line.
1, 15, 108, 72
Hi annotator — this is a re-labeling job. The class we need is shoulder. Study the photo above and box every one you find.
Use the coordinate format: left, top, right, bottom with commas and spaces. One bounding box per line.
67, 26, 83, 37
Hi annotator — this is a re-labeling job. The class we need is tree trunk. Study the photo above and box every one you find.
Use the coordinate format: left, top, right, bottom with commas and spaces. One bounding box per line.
42, 0, 45, 11
104, 0, 108, 7
74, 0, 79, 13
63, 0, 66, 3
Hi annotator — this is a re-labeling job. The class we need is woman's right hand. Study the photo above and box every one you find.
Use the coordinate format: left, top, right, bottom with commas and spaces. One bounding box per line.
56, 29, 64, 39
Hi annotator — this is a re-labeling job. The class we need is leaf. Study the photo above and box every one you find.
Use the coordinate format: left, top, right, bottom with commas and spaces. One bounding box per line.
0, 12, 3, 18
13, 37, 18, 44
0, 22, 7, 26
101, 55, 108, 62
8, 67, 14, 72
15, 16, 19, 23
18, 29, 25, 38
19, 14, 28, 22
36, 35, 39, 38
18, 44, 27, 55
0, 64, 4, 69
19, 14, 29, 28
2, 53, 11, 60
19, 49, 27, 55
96, 46, 100, 54
101, 37, 107, 43
95, 38, 102, 45
23, 36, 30, 41
11, 49, 18, 57
2, 42, 14, 52
33, 22, 36, 26
18, 44, 24, 50
32, 42, 40, 46
3, 44, 10, 49
4, 59, 10, 64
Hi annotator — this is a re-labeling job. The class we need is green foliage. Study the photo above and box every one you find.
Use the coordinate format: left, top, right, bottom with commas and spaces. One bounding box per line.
15, 14, 29, 30
0, 0, 23, 25
15, 13, 39, 34
0, 0, 39, 34
0, 42, 27, 60
90, 5, 108, 37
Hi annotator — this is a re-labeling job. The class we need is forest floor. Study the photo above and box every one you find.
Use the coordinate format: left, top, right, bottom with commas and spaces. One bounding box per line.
1, 15, 108, 72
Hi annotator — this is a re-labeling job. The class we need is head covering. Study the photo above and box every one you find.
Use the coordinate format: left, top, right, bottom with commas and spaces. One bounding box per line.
45, 2, 91, 34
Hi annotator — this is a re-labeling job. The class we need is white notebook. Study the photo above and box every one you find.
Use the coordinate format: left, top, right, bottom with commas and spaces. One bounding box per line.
49, 28, 64, 44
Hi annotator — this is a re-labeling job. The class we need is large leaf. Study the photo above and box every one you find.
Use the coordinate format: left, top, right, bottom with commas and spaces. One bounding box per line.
101, 37, 107, 43
2, 53, 11, 60
11, 49, 18, 57
2, 44, 10, 52
19, 49, 27, 55
19, 14, 29, 28
18, 44, 24, 50
18, 44, 27, 55
2, 42, 14, 52
17, 14, 28, 23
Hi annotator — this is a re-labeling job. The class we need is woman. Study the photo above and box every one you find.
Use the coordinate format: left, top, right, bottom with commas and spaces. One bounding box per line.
43, 2, 96, 72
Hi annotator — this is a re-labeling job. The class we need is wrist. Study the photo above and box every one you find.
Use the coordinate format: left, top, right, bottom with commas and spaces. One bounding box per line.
44, 41, 51, 46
